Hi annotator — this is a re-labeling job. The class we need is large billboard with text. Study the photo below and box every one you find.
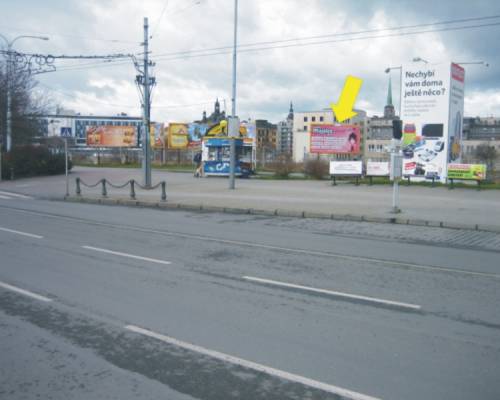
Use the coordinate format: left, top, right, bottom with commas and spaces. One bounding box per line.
86, 125, 137, 147
400, 62, 465, 182
310, 124, 360, 154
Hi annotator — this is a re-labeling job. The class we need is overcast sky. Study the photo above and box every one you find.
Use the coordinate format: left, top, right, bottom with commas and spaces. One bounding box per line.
2, 0, 500, 123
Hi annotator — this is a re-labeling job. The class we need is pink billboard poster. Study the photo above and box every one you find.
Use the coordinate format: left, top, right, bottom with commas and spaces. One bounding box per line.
310, 124, 360, 154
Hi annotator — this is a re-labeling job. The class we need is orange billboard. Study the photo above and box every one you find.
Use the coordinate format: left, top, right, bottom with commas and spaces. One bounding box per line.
86, 125, 137, 147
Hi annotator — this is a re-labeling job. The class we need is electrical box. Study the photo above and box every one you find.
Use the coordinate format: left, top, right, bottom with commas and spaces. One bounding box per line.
390, 152, 403, 181
227, 116, 240, 138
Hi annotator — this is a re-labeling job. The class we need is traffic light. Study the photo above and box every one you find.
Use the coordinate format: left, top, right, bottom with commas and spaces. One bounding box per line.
392, 119, 403, 140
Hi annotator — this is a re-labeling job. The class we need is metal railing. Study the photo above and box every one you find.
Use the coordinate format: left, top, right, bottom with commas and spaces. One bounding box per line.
75, 178, 167, 201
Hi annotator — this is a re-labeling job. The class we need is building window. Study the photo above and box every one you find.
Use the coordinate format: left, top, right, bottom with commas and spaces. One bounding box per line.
304, 116, 308, 122
312, 116, 316, 122
303, 126, 307, 131
320, 116, 324, 122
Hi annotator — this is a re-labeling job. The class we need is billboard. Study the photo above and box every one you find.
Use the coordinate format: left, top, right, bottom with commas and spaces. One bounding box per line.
167, 123, 189, 149
400, 62, 465, 182
447, 164, 486, 180
310, 124, 360, 154
86, 125, 137, 147
150, 123, 165, 148
329, 161, 363, 175
187, 123, 209, 147
366, 161, 389, 176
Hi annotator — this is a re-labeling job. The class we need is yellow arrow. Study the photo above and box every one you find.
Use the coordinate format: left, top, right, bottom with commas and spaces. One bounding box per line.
330, 75, 363, 123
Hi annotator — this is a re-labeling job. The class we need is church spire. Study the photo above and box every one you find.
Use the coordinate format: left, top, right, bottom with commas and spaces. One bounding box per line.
383, 77, 395, 119
386, 76, 393, 107
287, 101, 294, 120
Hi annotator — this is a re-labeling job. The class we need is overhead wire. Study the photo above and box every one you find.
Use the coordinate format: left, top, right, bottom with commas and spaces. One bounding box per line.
38, 81, 217, 109
45, 19, 500, 73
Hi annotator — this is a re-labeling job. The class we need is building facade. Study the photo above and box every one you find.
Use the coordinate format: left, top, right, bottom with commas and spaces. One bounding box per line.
197, 98, 226, 125
255, 119, 278, 164
276, 102, 294, 154
364, 77, 399, 161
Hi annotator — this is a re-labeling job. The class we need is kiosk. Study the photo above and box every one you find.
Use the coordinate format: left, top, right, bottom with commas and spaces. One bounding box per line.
202, 138, 253, 177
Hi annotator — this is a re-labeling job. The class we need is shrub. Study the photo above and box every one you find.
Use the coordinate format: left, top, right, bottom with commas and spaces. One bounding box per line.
1, 145, 72, 180
304, 157, 329, 180
271, 153, 296, 178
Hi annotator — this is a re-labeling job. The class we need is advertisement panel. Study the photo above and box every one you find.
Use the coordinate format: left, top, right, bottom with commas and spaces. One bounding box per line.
447, 164, 486, 180
329, 161, 363, 175
366, 161, 389, 176
187, 123, 209, 147
448, 63, 465, 163
86, 125, 137, 147
167, 123, 189, 149
150, 123, 165, 148
310, 124, 360, 154
400, 62, 465, 182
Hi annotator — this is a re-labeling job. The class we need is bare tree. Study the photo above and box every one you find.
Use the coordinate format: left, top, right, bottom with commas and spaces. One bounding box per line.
0, 60, 53, 147
475, 143, 498, 181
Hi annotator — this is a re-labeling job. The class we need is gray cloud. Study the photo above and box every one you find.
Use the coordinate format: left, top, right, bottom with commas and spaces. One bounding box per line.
1, 0, 500, 122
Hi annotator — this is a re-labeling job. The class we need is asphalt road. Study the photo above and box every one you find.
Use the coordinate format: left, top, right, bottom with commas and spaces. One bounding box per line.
0, 195, 499, 400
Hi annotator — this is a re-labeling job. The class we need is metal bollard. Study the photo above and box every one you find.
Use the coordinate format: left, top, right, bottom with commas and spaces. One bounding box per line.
101, 179, 107, 197
130, 179, 136, 199
161, 181, 167, 201
76, 177, 81, 196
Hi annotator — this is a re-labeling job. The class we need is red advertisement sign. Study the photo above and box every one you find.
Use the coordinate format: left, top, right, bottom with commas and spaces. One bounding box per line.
451, 63, 465, 83
310, 124, 360, 154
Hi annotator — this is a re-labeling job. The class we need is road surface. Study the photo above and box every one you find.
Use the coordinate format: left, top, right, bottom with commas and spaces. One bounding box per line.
0, 194, 499, 399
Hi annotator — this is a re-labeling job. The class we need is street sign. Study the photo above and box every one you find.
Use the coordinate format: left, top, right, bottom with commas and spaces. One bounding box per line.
60, 127, 72, 137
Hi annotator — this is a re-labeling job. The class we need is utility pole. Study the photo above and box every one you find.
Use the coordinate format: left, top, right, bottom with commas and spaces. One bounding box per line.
228, 0, 238, 190
142, 17, 152, 188
6, 50, 12, 152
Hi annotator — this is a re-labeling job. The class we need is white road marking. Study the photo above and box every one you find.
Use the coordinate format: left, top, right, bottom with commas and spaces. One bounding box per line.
0, 226, 44, 239
2, 206, 498, 279
82, 245, 171, 265
243, 276, 422, 311
0, 191, 33, 199
0, 281, 52, 302
125, 324, 381, 400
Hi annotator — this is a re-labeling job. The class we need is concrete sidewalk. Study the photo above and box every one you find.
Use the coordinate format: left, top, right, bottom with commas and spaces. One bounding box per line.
1, 166, 499, 231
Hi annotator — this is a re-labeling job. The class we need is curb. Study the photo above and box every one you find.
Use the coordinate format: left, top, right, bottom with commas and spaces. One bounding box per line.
56, 195, 500, 234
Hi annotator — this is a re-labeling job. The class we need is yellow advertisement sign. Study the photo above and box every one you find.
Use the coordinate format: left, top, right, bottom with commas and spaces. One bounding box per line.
86, 125, 137, 147
168, 123, 189, 149
447, 164, 487, 180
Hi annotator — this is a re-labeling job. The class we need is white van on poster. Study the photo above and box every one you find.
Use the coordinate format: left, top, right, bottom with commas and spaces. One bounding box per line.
400, 62, 465, 183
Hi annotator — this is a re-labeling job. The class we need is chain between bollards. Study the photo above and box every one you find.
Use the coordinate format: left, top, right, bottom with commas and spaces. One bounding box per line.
74, 177, 166, 201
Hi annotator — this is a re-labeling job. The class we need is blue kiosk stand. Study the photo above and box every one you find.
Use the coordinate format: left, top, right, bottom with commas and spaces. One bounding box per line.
202, 138, 252, 177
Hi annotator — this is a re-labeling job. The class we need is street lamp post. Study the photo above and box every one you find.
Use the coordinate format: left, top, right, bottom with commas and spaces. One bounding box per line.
228, 0, 238, 190
0, 34, 49, 152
